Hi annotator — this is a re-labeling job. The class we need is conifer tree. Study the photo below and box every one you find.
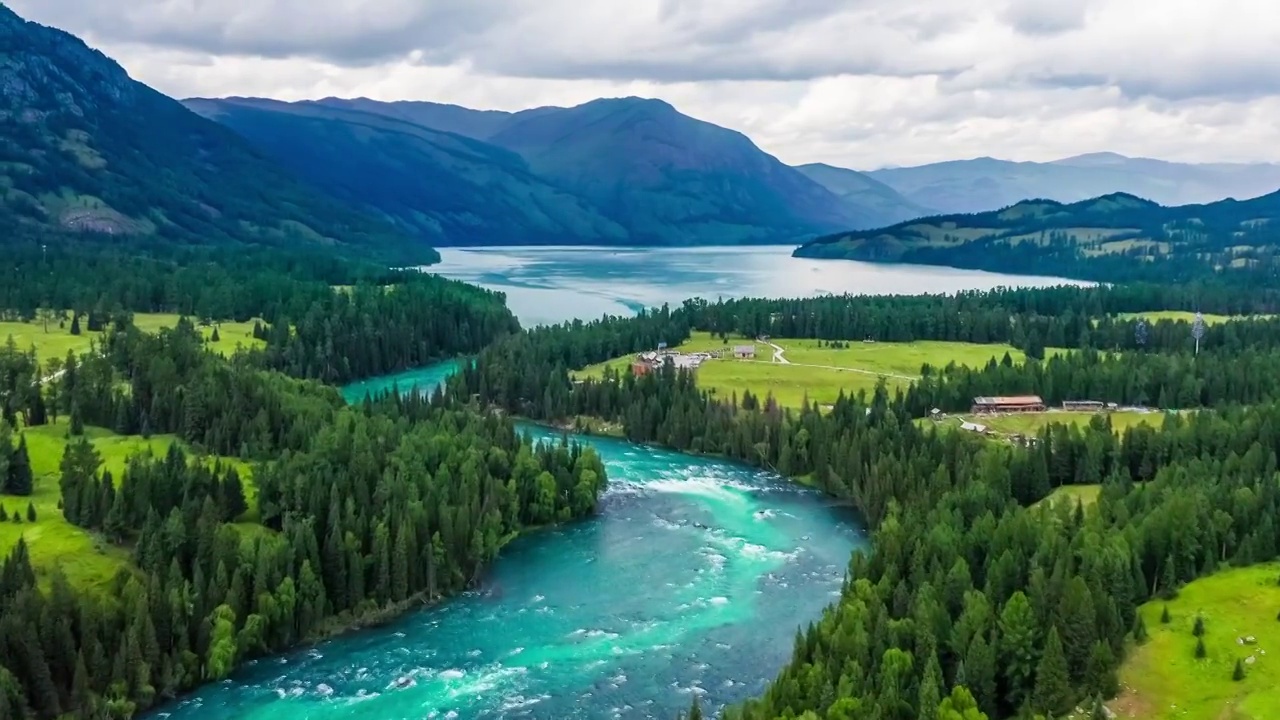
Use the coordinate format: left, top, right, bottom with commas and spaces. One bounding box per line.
1133, 612, 1148, 642
1195, 637, 1207, 659
5, 435, 33, 496
26, 502, 35, 522
1160, 605, 1171, 624
0, 504, 6, 521
1193, 614, 1205, 637
1033, 627, 1072, 716
1233, 659, 1246, 681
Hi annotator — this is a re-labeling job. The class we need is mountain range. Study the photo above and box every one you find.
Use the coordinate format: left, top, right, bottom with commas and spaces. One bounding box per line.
862, 153, 1280, 215
8, 2, 1280, 261
184, 96, 896, 246
793, 190, 1280, 283
0, 5, 431, 263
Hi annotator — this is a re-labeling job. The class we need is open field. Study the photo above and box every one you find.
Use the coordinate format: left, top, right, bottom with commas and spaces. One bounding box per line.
575, 333, 1057, 408
959, 410, 1167, 437
0, 418, 255, 594
0, 313, 265, 361
1032, 483, 1101, 510
1115, 563, 1280, 720
1115, 311, 1273, 325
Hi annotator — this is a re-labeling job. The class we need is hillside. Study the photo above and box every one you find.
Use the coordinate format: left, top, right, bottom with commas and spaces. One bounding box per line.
794, 191, 1280, 282
0, 7, 433, 263
184, 98, 628, 246
794, 162, 935, 227
301, 96, 878, 244
868, 153, 1280, 215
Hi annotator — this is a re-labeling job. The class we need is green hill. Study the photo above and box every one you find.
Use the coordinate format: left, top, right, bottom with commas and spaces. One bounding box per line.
794, 191, 1280, 282
0, 6, 433, 264
183, 98, 628, 246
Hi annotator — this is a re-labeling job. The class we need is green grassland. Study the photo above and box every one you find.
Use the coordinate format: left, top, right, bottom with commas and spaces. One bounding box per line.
1116, 563, 1280, 720
575, 332, 1048, 408
1115, 311, 1272, 325
0, 418, 254, 595
964, 410, 1166, 437
1032, 483, 1101, 510
0, 313, 264, 361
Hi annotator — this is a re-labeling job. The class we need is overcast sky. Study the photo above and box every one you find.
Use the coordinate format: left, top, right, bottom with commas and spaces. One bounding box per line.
11, 0, 1280, 169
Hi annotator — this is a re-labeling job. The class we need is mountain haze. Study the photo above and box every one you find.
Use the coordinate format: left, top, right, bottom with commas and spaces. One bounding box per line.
867, 153, 1280, 215
793, 163, 935, 227
0, 6, 431, 263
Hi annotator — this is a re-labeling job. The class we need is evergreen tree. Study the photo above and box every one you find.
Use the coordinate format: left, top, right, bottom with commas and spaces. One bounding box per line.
1233, 659, 1246, 681
0, 505, 6, 522
69, 314, 81, 336
1160, 605, 1171, 624
5, 435, 33, 496
1033, 627, 1073, 716
25, 502, 35, 522
1195, 637, 1207, 659
211, 326, 221, 343
1132, 612, 1149, 643
1193, 614, 1205, 637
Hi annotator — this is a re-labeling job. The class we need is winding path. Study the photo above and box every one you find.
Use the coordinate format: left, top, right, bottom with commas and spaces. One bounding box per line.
749, 339, 917, 381
764, 340, 790, 364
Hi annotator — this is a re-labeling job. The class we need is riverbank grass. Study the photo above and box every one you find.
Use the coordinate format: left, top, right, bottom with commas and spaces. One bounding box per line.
574, 332, 1048, 408
1, 313, 264, 360
1114, 563, 1280, 720
0, 418, 256, 594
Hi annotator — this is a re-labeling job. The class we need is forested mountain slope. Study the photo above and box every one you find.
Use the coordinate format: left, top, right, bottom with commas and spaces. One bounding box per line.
795, 191, 1280, 283
0, 6, 432, 263
184, 98, 628, 246
289, 96, 885, 244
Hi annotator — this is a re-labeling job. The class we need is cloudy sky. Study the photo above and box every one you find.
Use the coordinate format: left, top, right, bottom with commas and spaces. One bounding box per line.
10, 0, 1280, 168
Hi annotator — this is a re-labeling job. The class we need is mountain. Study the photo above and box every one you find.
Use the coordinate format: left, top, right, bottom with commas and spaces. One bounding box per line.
183, 98, 628, 246
0, 6, 432, 263
867, 154, 1280, 215
793, 163, 935, 227
289, 96, 876, 245
793, 191, 1280, 283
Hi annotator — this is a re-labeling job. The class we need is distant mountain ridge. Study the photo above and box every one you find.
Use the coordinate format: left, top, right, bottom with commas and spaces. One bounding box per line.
793, 190, 1280, 283
0, 5, 431, 263
865, 153, 1280, 215
793, 163, 935, 227
188, 95, 893, 247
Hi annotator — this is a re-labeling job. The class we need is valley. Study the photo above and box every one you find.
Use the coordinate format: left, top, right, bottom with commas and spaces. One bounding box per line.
2, 4, 1280, 720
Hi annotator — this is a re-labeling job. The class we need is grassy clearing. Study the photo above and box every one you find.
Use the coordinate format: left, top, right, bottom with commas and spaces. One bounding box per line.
1115, 311, 1272, 325
1032, 484, 1101, 510
1115, 563, 1280, 720
0, 313, 264, 361
964, 411, 1165, 437
575, 333, 1057, 408
0, 418, 255, 595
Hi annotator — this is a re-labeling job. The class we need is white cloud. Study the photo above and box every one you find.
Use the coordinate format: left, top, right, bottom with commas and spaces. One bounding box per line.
9, 0, 1280, 168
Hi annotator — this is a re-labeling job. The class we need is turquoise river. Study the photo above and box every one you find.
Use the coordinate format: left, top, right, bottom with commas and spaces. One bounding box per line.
150, 365, 865, 720
149, 248, 1082, 719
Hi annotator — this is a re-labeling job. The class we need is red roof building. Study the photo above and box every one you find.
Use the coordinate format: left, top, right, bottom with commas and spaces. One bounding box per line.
970, 395, 1045, 414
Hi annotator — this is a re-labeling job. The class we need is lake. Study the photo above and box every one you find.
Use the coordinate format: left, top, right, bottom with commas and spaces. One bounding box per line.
428, 245, 1091, 326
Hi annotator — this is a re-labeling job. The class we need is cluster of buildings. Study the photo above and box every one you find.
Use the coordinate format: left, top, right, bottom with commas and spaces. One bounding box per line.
628, 343, 758, 376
